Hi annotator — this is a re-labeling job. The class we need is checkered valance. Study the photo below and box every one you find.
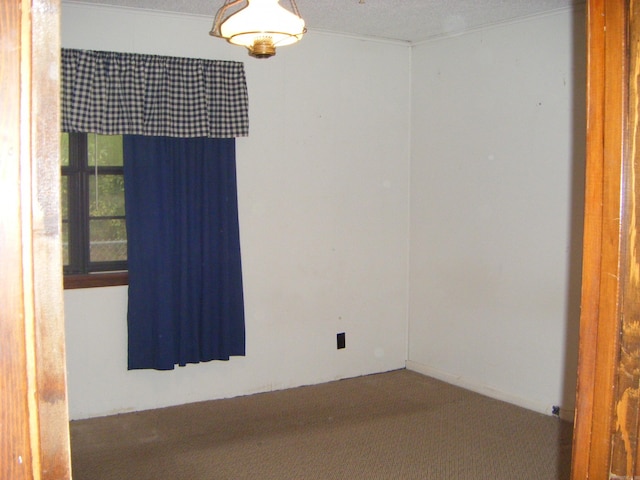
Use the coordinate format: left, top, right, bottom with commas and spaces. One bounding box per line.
61, 49, 249, 138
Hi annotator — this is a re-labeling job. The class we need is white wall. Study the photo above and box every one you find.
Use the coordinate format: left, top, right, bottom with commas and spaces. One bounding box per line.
62, 3, 411, 419
62, 2, 586, 422
408, 8, 586, 418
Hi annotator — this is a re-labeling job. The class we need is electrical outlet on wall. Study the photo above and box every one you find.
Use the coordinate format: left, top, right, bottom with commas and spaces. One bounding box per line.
337, 332, 346, 349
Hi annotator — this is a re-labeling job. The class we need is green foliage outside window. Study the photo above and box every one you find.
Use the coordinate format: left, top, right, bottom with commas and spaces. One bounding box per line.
61, 133, 127, 273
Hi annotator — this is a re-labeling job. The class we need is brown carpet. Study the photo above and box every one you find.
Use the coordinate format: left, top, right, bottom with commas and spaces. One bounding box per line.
70, 369, 573, 479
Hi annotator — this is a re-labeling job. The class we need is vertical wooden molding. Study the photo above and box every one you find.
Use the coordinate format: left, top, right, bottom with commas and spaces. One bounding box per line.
571, 1, 607, 477
0, 1, 71, 479
572, 0, 629, 478
610, 0, 640, 477
591, 1, 628, 475
1, 1, 36, 476
31, 1, 72, 478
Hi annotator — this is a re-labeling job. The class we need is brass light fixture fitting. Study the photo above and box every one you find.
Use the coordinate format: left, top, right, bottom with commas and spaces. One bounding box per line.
210, 0, 306, 58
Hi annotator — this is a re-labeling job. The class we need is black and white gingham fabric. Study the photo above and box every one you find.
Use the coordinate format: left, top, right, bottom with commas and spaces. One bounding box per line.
61, 49, 249, 138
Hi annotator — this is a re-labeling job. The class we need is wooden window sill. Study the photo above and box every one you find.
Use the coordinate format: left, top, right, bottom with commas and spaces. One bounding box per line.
64, 272, 128, 289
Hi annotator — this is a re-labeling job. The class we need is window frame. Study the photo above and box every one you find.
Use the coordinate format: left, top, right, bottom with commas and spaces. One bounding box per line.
63, 271, 128, 289
62, 132, 128, 289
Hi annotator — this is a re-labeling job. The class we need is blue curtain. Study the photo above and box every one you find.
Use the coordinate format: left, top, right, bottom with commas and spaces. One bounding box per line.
124, 136, 245, 370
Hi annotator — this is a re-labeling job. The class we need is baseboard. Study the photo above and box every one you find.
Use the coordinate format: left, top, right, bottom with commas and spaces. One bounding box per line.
405, 360, 575, 421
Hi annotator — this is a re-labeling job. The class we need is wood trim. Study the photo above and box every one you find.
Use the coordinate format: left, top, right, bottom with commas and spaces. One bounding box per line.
587, 1, 627, 475
0, 1, 71, 479
610, 0, 640, 475
572, 0, 634, 478
1, 1, 36, 477
64, 271, 129, 289
570, 1, 607, 477
30, 2, 72, 478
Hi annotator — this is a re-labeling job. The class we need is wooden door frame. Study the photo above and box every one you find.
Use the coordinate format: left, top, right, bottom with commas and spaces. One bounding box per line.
571, 0, 640, 478
0, 1, 71, 479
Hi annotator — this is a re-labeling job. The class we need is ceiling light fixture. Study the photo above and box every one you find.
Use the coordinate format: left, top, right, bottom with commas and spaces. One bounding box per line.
210, 0, 306, 59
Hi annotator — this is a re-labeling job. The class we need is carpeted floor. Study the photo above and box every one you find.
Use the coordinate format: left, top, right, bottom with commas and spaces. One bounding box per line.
70, 369, 573, 479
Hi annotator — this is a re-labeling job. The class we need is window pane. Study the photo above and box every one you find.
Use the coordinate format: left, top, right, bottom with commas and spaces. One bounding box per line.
60, 133, 69, 166
89, 219, 127, 262
89, 174, 125, 216
88, 134, 123, 166
61, 176, 69, 220
62, 221, 69, 266
61, 175, 69, 267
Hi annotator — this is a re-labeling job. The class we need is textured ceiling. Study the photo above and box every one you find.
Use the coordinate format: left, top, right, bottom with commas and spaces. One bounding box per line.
65, 0, 585, 43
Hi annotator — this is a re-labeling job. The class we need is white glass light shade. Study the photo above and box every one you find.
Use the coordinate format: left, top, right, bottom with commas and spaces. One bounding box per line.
220, 0, 305, 49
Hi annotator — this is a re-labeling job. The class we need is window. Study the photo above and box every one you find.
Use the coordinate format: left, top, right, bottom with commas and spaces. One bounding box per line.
61, 133, 128, 288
